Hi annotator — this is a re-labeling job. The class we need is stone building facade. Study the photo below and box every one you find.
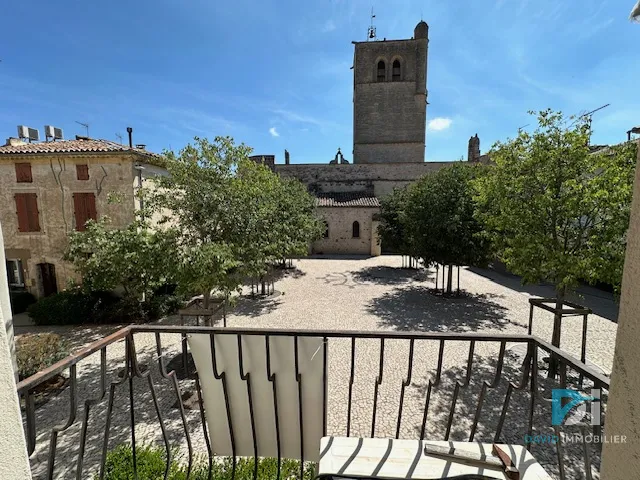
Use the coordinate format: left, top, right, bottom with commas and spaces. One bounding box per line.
0, 136, 166, 297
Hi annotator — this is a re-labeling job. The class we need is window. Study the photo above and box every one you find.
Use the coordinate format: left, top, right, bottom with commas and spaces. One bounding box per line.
15, 163, 32, 183
323, 221, 329, 238
14, 193, 40, 232
6, 259, 25, 287
76, 164, 89, 180
73, 193, 97, 231
392, 59, 401, 81
352, 221, 360, 238
377, 60, 386, 82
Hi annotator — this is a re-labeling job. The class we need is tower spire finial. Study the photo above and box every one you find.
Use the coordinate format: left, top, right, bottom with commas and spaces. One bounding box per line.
367, 7, 376, 40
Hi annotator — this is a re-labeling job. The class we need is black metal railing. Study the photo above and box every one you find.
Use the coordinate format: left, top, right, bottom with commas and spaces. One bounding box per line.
17, 325, 610, 480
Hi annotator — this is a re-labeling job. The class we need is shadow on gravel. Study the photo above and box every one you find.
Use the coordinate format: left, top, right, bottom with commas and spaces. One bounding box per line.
469, 267, 619, 323
350, 266, 434, 286
231, 293, 284, 318
368, 286, 511, 332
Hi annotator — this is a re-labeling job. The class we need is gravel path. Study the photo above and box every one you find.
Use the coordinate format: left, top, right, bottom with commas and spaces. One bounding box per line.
19, 256, 618, 479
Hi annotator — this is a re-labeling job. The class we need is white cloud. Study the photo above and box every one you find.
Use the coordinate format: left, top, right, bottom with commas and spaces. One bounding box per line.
269, 127, 280, 137
322, 20, 336, 32
427, 117, 453, 131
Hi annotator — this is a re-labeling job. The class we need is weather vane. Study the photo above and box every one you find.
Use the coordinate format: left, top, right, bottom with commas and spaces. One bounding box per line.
367, 7, 376, 40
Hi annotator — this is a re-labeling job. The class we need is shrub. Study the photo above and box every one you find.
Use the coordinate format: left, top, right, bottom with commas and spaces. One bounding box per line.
99, 444, 314, 480
16, 333, 69, 380
27, 290, 103, 326
27, 290, 183, 326
9, 290, 37, 314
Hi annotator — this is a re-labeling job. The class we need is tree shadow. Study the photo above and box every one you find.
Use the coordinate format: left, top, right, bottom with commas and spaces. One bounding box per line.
15, 324, 124, 353
269, 266, 306, 281
308, 254, 373, 260
350, 266, 434, 286
469, 267, 619, 323
367, 286, 513, 333
229, 293, 284, 318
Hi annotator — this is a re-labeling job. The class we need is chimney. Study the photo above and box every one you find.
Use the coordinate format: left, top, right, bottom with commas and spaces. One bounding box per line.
127, 127, 133, 148
468, 134, 480, 162
135, 144, 146, 150
284, 149, 290, 165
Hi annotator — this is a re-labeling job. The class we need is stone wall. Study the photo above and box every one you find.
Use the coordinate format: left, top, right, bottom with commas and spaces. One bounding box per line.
275, 162, 452, 197
313, 207, 379, 255
0, 153, 141, 297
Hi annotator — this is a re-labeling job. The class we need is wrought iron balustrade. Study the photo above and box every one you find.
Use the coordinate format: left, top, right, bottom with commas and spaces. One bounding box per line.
16, 325, 610, 480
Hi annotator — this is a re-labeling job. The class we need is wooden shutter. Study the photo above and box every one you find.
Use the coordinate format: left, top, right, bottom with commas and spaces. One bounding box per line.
15, 163, 32, 182
73, 193, 97, 231
15, 193, 40, 232
76, 164, 89, 180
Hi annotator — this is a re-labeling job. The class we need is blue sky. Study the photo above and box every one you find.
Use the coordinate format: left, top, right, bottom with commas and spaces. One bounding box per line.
0, 0, 638, 163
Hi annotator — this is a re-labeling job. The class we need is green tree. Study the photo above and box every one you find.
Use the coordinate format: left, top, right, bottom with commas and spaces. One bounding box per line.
65, 217, 176, 299
474, 109, 636, 351
377, 187, 412, 257
273, 177, 324, 266
148, 136, 322, 310
148, 136, 253, 309
404, 162, 490, 294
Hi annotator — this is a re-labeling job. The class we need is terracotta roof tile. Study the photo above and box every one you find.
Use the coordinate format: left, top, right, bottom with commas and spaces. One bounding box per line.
315, 192, 380, 207
0, 138, 161, 160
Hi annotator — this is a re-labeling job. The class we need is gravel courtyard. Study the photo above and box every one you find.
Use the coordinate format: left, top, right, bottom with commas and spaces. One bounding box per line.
226, 255, 618, 374
20, 255, 619, 479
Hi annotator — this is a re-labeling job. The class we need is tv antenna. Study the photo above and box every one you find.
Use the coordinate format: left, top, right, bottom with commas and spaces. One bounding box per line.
518, 124, 530, 133
115, 133, 123, 144
367, 8, 376, 40
75, 121, 89, 137
581, 104, 610, 127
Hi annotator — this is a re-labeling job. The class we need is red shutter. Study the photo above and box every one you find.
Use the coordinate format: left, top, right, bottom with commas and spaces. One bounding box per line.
26, 194, 40, 232
76, 164, 89, 180
14, 193, 39, 232
86, 193, 97, 222
15, 194, 28, 232
15, 163, 33, 183
73, 193, 97, 231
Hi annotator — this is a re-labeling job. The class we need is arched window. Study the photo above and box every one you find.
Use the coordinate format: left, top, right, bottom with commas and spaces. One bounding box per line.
352, 221, 360, 238
376, 60, 386, 82
323, 221, 329, 238
392, 59, 401, 81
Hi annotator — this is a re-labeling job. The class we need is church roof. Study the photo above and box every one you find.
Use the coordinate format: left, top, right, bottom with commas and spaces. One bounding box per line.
315, 192, 380, 208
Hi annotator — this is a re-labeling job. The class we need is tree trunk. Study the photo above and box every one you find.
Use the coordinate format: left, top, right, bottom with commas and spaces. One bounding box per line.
223, 294, 227, 328
446, 264, 453, 295
548, 286, 565, 378
203, 290, 211, 310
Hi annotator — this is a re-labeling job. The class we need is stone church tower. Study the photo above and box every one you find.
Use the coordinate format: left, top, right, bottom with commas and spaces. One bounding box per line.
352, 21, 429, 164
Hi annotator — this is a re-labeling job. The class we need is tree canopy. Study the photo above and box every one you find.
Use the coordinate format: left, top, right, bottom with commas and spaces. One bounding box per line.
377, 163, 490, 294
65, 215, 178, 307
474, 109, 637, 295
66, 136, 322, 317
147, 136, 323, 308
474, 109, 636, 359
